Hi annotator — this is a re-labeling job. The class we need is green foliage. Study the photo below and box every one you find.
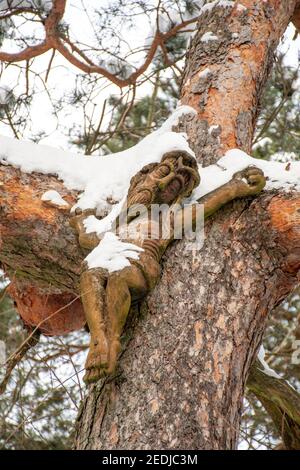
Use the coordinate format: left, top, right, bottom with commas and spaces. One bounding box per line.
103, 78, 178, 154
253, 55, 300, 161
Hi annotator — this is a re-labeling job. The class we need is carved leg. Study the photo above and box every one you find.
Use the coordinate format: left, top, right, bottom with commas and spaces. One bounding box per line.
105, 251, 161, 376
105, 264, 149, 375
81, 265, 148, 384
83, 253, 161, 383
80, 268, 110, 384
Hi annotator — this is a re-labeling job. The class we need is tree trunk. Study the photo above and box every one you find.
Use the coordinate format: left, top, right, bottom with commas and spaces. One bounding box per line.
0, 0, 299, 450
73, 1, 300, 450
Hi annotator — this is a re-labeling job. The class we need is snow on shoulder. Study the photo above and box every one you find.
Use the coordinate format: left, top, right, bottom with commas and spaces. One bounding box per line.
85, 232, 144, 273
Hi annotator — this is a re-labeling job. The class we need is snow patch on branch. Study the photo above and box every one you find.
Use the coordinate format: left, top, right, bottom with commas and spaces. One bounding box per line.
270, 152, 298, 163
201, 31, 218, 42
257, 345, 281, 379
190, 148, 300, 201
85, 232, 144, 272
83, 197, 126, 236
0, 105, 196, 214
199, 0, 234, 16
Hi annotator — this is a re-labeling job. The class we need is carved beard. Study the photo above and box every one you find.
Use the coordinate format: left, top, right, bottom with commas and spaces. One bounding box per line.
157, 176, 184, 204
126, 151, 200, 209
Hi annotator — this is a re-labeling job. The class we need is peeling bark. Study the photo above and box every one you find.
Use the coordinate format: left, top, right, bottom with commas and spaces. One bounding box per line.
0, 165, 86, 335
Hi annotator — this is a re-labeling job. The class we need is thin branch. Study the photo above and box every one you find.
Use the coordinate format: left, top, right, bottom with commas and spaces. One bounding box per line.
0, 1, 199, 88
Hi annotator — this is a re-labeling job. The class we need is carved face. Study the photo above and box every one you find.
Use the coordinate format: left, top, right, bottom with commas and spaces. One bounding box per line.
126, 150, 200, 209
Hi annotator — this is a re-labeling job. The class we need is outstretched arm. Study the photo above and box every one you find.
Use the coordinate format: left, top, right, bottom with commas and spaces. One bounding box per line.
170, 166, 266, 247
198, 166, 266, 218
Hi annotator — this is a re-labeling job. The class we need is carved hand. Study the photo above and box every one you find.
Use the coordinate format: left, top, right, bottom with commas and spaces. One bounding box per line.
232, 166, 266, 197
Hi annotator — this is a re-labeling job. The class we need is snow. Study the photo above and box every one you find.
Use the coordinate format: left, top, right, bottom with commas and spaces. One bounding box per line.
0, 85, 11, 105
199, 0, 234, 16
257, 345, 281, 379
252, 137, 272, 151
41, 190, 69, 208
189, 148, 300, 202
198, 68, 212, 79
0, 105, 196, 214
209, 124, 220, 134
83, 196, 126, 236
85, 232, 144, 272
201, 31, 218, 42
270, 152, 297, 163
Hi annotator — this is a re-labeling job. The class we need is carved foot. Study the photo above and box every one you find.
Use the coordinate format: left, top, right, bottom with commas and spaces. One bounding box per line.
83, 336, 122, 383
83, 339, 109, 384
233, 166, 266, 197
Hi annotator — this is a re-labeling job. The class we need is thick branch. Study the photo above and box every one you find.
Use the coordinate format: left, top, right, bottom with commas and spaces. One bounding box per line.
248, 361, 300, 450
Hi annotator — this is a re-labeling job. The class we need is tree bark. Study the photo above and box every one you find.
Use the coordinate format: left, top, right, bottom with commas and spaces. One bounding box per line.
0, 0, 299, 450
73, 0, 300, 449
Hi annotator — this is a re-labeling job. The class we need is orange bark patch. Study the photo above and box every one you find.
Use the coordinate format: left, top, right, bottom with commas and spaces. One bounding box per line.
181, 0, 285, 155
268, 196, 300, 274
0, 171, 57, 223
8, 282, 86, 336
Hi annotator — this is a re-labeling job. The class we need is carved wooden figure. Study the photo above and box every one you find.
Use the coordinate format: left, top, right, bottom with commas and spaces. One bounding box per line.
69, 150, 266, 384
